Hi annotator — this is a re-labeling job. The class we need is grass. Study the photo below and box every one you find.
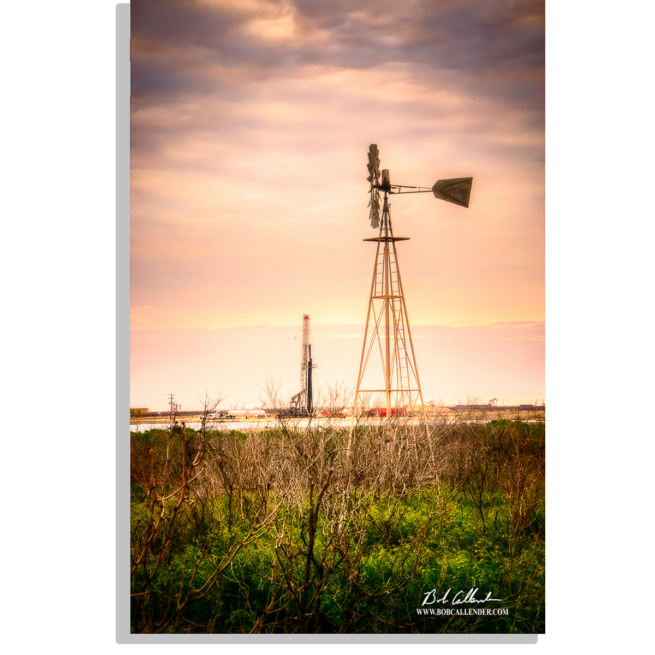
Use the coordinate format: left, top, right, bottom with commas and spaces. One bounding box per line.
130, 421, 545, 634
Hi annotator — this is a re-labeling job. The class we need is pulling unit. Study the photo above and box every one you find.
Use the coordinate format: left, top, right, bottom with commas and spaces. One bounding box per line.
290, 314, 317, 414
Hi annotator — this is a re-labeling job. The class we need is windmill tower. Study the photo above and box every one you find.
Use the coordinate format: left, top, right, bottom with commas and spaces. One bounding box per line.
353, 144, 473, 418
290, 314, 317, 414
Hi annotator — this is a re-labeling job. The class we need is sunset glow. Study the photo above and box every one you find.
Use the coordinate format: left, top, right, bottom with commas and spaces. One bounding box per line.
130, 0, 545, 410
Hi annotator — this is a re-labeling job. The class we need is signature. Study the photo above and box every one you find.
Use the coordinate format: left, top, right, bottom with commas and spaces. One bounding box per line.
422, 588, 502, 606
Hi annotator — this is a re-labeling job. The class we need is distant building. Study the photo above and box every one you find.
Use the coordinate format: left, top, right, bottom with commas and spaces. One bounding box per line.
130, 407, 149, 416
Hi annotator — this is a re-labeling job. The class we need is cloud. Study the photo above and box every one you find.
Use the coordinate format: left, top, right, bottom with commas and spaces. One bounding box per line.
129, 1, 544, 406
130, 0, 544, 112
129, 0, 544, 331
130, 0, 544, 193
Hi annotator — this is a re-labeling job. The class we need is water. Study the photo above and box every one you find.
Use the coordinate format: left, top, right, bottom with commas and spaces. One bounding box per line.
129, 418, 543, 431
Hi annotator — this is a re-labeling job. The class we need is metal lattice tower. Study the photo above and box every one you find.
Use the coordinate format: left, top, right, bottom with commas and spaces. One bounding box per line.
353, 144, 472, 419
290, 314, 316, 413
354, 191, 425, 418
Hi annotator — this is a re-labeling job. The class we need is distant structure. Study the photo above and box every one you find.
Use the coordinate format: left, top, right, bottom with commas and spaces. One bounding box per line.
290, 315, 317, 414
354, 144, 473, 418
167, 394, 181, 414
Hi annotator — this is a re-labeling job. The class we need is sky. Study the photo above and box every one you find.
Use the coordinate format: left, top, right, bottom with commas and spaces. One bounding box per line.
130, 0, 545, 410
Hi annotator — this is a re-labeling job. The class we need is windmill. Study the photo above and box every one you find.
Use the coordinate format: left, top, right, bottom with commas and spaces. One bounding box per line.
354, 144, 473, 419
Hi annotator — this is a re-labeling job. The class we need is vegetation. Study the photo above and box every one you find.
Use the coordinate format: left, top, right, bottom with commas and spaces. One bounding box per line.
130, 414, 544, 634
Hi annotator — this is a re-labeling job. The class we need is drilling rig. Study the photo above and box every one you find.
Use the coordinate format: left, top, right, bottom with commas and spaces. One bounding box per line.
289, 315, 317, 414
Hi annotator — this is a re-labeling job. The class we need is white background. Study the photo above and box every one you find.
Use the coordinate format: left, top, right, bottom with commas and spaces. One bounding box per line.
1, 1, 653, 652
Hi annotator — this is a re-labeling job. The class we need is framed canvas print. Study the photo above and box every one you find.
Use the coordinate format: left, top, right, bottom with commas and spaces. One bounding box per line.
128, 0, 545, 637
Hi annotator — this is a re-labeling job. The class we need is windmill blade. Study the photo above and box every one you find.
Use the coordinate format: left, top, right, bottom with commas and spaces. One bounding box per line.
368, 188, 380, 228
367, 144, 381, 228
432, 177, 473, 208
367, 144, 380, 183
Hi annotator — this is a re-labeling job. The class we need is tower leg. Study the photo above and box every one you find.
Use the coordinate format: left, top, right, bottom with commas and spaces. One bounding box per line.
354, 239, 382, 417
